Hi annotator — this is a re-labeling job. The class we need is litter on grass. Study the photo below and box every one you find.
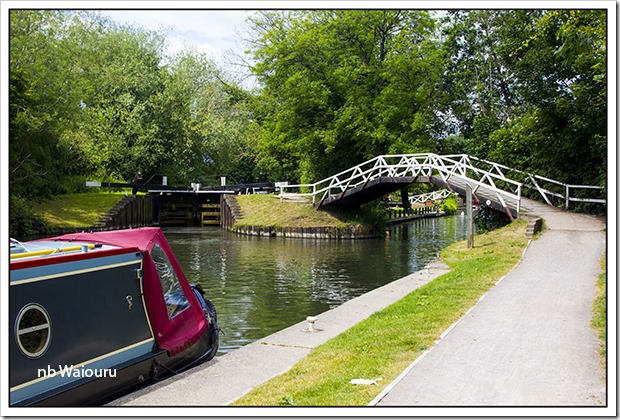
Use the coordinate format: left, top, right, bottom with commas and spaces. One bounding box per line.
349, 377, 383, 385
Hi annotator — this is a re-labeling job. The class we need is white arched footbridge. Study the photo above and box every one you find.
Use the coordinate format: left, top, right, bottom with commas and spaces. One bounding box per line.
278, 154, 605, 219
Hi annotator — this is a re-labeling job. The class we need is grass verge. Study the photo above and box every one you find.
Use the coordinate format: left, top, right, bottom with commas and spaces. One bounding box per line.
231, 219, 528, 406
591, 252, 606, 372
32, 192, 126, 228
234, 194, 382, 229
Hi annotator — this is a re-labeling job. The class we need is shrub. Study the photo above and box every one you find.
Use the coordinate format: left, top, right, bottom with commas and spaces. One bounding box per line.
474, 203, 511, 233
9, 195, 47, 238
439, 196, 458, 215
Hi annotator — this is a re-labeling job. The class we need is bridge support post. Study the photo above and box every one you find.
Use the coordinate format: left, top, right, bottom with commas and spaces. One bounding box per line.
400, 187, 410, 212
466, 183, 474, 249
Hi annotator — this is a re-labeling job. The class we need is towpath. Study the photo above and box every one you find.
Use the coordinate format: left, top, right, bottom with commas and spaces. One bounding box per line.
111, 197, 607, 410
373, 198, 607, 407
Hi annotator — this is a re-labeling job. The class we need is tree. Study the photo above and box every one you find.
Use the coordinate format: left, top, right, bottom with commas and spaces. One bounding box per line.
9, 10, 92, 198
440, 10, 541, 154
441, 10, 606, 187
157, 50, 256, 184
246, 10, 442, 184
68, 15, 168, 183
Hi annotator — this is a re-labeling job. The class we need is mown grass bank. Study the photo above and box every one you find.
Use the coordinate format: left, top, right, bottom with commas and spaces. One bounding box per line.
231, 219, 529, 406
230, 194, 386, 238
235, 194, 350, 228
31, 192, 126, 231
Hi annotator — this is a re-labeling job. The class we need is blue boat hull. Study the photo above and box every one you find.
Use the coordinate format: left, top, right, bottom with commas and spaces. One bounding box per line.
10, 242, 218, 406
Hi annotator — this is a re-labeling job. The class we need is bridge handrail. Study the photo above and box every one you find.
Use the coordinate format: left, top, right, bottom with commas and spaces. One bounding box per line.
280, 154, 411, 202
466, 155, 605, 208
429, 154, 523, 191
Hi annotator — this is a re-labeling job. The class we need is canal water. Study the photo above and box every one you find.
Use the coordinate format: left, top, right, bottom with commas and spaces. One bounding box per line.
163, 215, 467, 354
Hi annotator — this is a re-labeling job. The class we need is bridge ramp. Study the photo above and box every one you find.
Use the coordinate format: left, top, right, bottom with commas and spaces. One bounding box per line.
430, 176, 520, 219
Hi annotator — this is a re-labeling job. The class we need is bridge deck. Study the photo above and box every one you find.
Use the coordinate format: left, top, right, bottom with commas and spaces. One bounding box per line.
317, 176, 424, 207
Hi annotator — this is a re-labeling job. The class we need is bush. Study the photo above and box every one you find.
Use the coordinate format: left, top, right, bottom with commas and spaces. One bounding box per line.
57, 175, 90, 195
474, 203, 511, 233
9, 195, 47, 239
439, 196, 458, 215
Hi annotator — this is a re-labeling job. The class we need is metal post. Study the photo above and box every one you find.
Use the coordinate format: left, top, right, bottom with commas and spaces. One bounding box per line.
466, 183, 474, 249
565, 185, 570, 209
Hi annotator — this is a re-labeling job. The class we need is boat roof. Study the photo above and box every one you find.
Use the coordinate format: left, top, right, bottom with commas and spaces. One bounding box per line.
49, 227, 161, 250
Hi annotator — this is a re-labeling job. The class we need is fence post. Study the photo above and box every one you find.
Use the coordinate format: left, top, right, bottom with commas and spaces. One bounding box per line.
565, 185, 570, 209
466, 183, 474, 249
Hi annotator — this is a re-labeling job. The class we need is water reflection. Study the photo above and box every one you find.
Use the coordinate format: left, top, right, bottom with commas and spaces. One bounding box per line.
164, 215, 466, 354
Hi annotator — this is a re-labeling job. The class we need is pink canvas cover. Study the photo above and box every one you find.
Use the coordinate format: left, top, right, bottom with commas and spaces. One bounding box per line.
51, 228, 209, 356
50, 227, 162, 250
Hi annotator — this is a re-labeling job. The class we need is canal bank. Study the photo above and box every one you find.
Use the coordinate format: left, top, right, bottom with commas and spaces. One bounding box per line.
222, 194, 447, 239
373, 198, 607, 408
110, 200, 607, 411
109, 258, 453, 407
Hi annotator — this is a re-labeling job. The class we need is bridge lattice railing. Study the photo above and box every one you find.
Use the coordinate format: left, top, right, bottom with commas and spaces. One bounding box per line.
278, 153, 605, 213
278, 154, 432, 203
463, 156, 606, 209
408, 189, 456, 206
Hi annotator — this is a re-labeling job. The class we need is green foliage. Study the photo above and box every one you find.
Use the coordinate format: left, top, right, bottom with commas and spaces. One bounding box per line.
9, 9, 607, 229
9, 195, 46, 238
439, 196, 458, 215
474, 204, 512, 233
246, 9, 606, 195
247, 10, 442, 182
442, 10, 606, 187
9, 11, 258, 235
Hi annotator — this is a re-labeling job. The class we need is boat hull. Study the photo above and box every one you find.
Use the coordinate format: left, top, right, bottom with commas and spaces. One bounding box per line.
10, 228, 219, 406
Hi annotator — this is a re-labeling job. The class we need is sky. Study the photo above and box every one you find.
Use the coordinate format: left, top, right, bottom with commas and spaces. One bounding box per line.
102, 10, 253, 62
101, 9, 258, 87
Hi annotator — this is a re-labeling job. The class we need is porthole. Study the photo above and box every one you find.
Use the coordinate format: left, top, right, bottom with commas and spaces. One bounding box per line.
15, 304, 51, 358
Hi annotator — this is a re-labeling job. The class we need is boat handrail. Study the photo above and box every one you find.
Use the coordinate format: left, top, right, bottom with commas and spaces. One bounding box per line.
10, 238, 31, 253
10, 243, 103, 260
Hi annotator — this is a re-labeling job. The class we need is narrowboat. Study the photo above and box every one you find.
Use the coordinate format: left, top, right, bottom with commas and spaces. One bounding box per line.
9, 227, 219, 406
